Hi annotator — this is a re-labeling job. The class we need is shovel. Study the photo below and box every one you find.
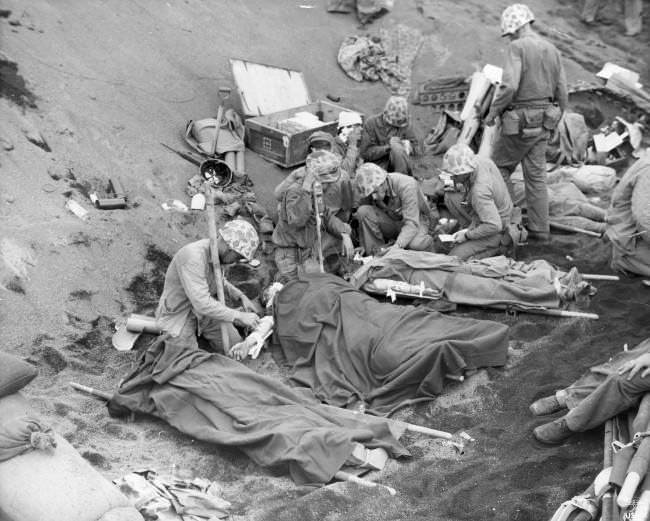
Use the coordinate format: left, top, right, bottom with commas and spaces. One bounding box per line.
210, 86, 232, 157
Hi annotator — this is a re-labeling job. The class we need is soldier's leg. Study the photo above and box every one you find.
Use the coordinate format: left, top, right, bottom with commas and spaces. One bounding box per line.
491, 134, 527, 199
355, 205, 401, 254
274, 246, 300, 283
564, 371, 650, 432
199, 317, 242, 356
164, 314, 201, 352
448, 233, 502, 260
389, 148, 412, 175
404, 218, 434, 251
521, 136, 550, 234
443, 192, 472, 229
624, 0, 642, 35
581, 0, 605, 22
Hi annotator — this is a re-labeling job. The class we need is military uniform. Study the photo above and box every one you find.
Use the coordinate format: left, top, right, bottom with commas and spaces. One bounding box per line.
447, 157, 514, 260
359, 96, 419, 175
489, 12, 568, 235
355, 165, 433, 254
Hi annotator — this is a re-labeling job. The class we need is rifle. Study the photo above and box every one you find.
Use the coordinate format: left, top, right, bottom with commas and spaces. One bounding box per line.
312, 180, 325, 273
160, 142, 203, 166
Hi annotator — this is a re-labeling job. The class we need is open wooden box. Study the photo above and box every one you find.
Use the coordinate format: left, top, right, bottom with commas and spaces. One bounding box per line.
230, 59, 354, 168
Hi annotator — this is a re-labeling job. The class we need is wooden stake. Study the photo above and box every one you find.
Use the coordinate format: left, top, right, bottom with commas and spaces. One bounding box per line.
205, 183, 230, 351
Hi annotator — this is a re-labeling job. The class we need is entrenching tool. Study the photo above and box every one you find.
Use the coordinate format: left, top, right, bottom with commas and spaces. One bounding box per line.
210, 86, 232, 158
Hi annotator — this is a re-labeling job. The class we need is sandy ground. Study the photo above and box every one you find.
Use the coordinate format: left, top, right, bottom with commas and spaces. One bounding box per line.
1, 1, 649, 520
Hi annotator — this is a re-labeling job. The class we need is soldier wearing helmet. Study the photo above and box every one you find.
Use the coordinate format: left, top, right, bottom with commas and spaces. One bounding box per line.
359, 96, 419, 176
441, 144, 514, 260
272, 150, 355, 282
156, 219, 262, 355
354, 163, 433, 254
485, 3, 568, 242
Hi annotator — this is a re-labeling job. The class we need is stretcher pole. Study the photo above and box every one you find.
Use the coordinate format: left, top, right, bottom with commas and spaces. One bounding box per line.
334, 471, 396, 496
549, 221, 603, 237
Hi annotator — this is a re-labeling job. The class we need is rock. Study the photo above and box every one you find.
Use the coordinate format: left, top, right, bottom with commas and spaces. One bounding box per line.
5, 196, 15, 203
0, 137, 13, 151
19, 116, 51, 152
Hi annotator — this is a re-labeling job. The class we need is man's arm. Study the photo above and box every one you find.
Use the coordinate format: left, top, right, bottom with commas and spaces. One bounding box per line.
466, 186, 503, 240
488, 44, 522, 119
359, 119, 391, 162
394, 180, 421, 248
554, 56, 569, 112
178, 260, 238, 322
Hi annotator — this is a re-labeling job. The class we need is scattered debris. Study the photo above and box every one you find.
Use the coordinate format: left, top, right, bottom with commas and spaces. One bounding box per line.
161, 199, 188, 212
65, 199, 89, 221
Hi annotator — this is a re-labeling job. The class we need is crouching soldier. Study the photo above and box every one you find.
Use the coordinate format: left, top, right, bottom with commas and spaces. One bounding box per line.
360, 96, 419, 176
272, 150, 355, 282
441, 144, 515, 260
354, 163, 434, 254
156, 219, 261, 355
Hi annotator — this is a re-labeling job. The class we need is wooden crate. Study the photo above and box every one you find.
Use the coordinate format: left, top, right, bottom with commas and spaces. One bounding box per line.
245, 99, 350, 168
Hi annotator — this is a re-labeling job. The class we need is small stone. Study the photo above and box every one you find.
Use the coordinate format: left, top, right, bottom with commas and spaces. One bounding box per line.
0, 137, 13, 151
5, 196, 15, 203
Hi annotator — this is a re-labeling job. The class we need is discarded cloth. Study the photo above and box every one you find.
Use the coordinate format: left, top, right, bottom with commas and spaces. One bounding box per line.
352, 249, 593, 309
547, 111, 591, 166
184, 109, 245, 156
337, 24, 423, 95
115, 470, 232, 520
274, 273, 509, 415
108, 340, 409, 485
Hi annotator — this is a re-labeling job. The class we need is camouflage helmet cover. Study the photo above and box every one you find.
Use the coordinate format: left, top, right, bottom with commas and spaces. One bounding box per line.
219, 219, 259, 261
382, 96, 410, 128
355, 162, 388, 197
442, 143, 478, 176
501, 4, 535, 36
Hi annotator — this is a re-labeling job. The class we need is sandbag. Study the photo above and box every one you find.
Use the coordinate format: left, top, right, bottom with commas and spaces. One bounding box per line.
0, 351, 37, 398
0, 393, 137, 521
0, 415, 56, 462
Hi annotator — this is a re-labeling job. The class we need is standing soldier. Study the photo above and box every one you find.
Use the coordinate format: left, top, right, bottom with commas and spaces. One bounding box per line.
485, 4, 568, 241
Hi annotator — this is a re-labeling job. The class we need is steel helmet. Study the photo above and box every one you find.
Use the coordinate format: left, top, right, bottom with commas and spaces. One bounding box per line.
219, 219, 259, 261
355, 163, 388, 197
305, 150, 341, 183
338, 111, 363, 129
501, 4, 535, 36
382, 96, 410, 128
442, 143, 478, 176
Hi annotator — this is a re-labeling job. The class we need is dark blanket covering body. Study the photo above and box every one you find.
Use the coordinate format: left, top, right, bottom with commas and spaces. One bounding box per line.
109, 341, 409, 485
274, 274, 509, 415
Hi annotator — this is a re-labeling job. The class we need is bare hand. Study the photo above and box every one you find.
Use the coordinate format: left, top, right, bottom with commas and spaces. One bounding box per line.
341, 233, 355, 259
453, 229, 468, 244
618, 353, 650, 380
228, 340, 251, 361
484, 114, 496, 127
234, 311, 260, 329
348, 127, 362, 145
389, 136, 403, 148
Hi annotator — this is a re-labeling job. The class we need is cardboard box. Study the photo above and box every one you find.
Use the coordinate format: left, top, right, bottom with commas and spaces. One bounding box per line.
230, 59, 354, 168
